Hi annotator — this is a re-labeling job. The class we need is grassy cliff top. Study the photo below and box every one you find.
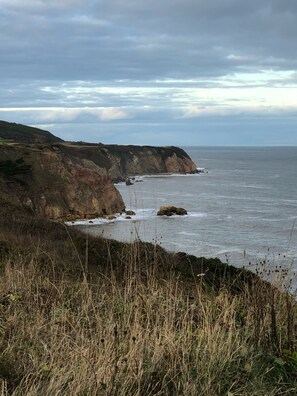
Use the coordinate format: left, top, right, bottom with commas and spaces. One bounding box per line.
0, 121, 191, 160
0, 120, 64, 144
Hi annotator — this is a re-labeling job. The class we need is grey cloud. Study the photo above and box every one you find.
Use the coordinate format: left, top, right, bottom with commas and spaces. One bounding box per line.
0, 0, 84, 13
1, 0, 297, 81
1, 0, 297, 146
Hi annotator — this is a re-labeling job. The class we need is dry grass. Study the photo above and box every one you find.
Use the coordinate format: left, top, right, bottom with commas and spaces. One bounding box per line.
0, 240, 296, 396
0, 204, 296, 395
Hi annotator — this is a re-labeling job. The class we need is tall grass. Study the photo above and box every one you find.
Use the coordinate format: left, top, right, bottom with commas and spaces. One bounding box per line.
0, 234, 297, 395
0, 204, 296, 395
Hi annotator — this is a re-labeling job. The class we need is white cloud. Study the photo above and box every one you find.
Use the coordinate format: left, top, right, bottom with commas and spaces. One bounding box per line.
69, 15, 110, 28
2, 73, 297, 123
226, 54, 256, 62
0, 107, 130, 122
87, 107, 130, 121
37, 108, 82, 122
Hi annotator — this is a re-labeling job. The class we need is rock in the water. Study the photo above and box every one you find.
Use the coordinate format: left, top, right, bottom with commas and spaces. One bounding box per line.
126, 178, 133, 186
125, 216, 132, 219
157, 206, 187, 216
125, 210, 136, 216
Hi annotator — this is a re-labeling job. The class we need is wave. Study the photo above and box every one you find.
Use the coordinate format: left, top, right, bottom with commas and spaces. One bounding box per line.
116, 173, 203, 186
65, 208, 208, 227
187, 212, 208, 218
65, 217, 115, 226
178, 231, 199, 236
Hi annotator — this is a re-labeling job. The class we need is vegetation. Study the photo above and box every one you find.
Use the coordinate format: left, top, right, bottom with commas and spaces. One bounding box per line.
0, 159, 32, 187
0, 205, 297, 395
0, 121, 63, 144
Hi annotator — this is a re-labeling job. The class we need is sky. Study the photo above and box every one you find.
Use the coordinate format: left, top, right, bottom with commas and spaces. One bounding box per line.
1, 0, 297, 146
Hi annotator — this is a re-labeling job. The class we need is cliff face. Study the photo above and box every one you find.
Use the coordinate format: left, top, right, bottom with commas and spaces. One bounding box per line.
0, 141, 197, 220
0, 121, 198, 220
0, 144, 125, 220
60, 144, 197, 182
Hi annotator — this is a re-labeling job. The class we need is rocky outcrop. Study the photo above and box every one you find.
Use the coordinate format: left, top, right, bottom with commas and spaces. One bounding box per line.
0, 144, 124, 220
125, 210, 136, 216
157, 206, 188, 216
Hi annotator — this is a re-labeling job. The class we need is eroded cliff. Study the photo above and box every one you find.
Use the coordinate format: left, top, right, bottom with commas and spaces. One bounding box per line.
0, 143, 125, 220
60, 143, 197, 182
0, 121, 198, 220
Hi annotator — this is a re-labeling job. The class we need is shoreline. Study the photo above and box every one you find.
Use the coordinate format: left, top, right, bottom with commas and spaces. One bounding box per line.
66, 214, 297, 296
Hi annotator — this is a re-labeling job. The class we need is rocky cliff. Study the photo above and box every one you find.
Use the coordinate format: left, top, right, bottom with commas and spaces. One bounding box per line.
60, 143, 197, 182
0, 143, 125, 220
0, 121, 198, 220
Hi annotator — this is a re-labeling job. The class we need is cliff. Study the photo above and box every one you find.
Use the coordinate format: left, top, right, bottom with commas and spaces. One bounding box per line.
0, 121, 198, 220
60, 143, 197, 182
0, 143, 125, 220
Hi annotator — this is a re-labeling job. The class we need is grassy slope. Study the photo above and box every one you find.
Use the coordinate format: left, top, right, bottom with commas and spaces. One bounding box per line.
0, 204, 297, 395
0, 120, 63, 143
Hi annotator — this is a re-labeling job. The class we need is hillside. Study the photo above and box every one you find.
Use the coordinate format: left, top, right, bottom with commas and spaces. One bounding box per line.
0, 120, 64, 144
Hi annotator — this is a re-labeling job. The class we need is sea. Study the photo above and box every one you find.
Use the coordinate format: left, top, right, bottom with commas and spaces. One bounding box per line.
72, 147, 297, 287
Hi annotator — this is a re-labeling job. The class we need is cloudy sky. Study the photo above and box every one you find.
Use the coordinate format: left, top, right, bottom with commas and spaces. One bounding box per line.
1, 0, 297, 145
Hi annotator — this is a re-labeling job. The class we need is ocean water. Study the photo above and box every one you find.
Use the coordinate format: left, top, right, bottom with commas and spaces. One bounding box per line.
74, 147, 297, 276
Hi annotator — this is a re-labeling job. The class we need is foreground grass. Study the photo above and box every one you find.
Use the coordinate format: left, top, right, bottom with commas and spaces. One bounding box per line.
0, 208, 297, 395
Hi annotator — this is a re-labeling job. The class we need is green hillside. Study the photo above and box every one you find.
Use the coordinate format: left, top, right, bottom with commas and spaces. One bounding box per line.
0, 120, 63, 143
